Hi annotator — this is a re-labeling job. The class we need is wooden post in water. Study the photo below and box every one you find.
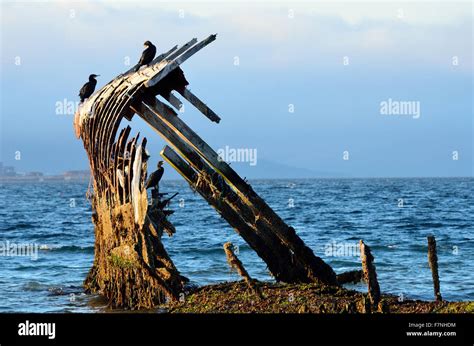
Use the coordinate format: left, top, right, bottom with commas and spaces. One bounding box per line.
359, 240, 381, 310
427, 236, 442, 302
223, 242, 263, 299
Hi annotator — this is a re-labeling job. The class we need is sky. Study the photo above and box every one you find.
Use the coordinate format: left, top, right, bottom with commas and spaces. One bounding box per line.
0, 0, 472, 178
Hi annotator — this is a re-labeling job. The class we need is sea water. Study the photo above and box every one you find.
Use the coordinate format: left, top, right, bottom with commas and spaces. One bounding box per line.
0, 178, 472, 312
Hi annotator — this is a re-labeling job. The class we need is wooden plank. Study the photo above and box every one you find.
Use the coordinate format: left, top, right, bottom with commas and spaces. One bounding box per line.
175, 34, 217, 65
160, 145, 197, 185
145, 61, 179, 88
151, 45, 179, 64
146, 34, 217, 88
160, 92, 183, 112
163, 92, 183, 112
144, 98, 275, 214
177, 87, 221, 123
141, 99, 251, 204
166, 38, 197, 61
141, 97, 283, 215
131, 102, 205, 172
154, 97, 178, 117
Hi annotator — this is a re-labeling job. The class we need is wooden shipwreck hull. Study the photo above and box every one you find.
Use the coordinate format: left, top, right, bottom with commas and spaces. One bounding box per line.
74, 35, 337, 309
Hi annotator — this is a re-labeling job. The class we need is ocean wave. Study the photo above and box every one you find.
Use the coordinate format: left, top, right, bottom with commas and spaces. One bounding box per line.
22, 281, 48, 291
48, 285, 84, 296
40, 245, 94, 253
418, 222, 445, 228
1, 222, 37, 231
15, 264, 41, 271
170, 247, 224, 257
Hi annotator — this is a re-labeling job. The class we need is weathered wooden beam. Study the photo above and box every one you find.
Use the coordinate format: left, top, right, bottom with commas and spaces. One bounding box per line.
145, 34, 217, 88
427, 236, 442, 302
160, 144, 293, 266
177, 88, 221, 123
153, 97, 178, 117
166, 38, 198, 61
175, 34, 217, 65
137, 99, 252, 208
360, 240, 381, 309
160, 145, 302, 282
141, 99, 248, 200
163, 92, 183, 112
160, 145, 196, 185
131, 103, 197, 167
135, 100, 337, 285
151, 45, 179, 65
140, 99, 337, 286
160, 146, 273, 256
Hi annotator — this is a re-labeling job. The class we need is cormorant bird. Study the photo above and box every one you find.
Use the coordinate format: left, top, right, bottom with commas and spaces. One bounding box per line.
134, 40, 156, 72
79, 74, 99, 103
146, 161, 164, 191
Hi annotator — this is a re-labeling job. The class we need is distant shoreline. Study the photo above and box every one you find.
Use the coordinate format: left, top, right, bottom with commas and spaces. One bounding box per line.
1, 176, 472, 183
0, 176, 89, 183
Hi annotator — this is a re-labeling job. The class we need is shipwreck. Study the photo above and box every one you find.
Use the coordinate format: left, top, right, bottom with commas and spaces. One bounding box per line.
74, 35, 338, 309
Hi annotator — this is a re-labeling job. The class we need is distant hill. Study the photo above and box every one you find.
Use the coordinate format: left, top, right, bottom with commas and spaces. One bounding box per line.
162, 158, 346, 180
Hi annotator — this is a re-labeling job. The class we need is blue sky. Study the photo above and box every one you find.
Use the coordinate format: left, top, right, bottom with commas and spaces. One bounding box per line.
0, 0, 472, 178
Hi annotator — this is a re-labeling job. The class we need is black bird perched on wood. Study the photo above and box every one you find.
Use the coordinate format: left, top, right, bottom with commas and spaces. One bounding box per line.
134, 40, 157, 72
146, 161, 164, 191
79, 74, 99, 103
146, 161, 165, 204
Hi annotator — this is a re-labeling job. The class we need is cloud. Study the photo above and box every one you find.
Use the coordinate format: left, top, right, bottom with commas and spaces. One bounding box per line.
2, 1, 471, 71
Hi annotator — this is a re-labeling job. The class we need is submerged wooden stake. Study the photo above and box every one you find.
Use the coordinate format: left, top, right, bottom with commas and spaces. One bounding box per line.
223, 242, 263, 299
359, 240, 380, 309
427, 236, 442, 302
